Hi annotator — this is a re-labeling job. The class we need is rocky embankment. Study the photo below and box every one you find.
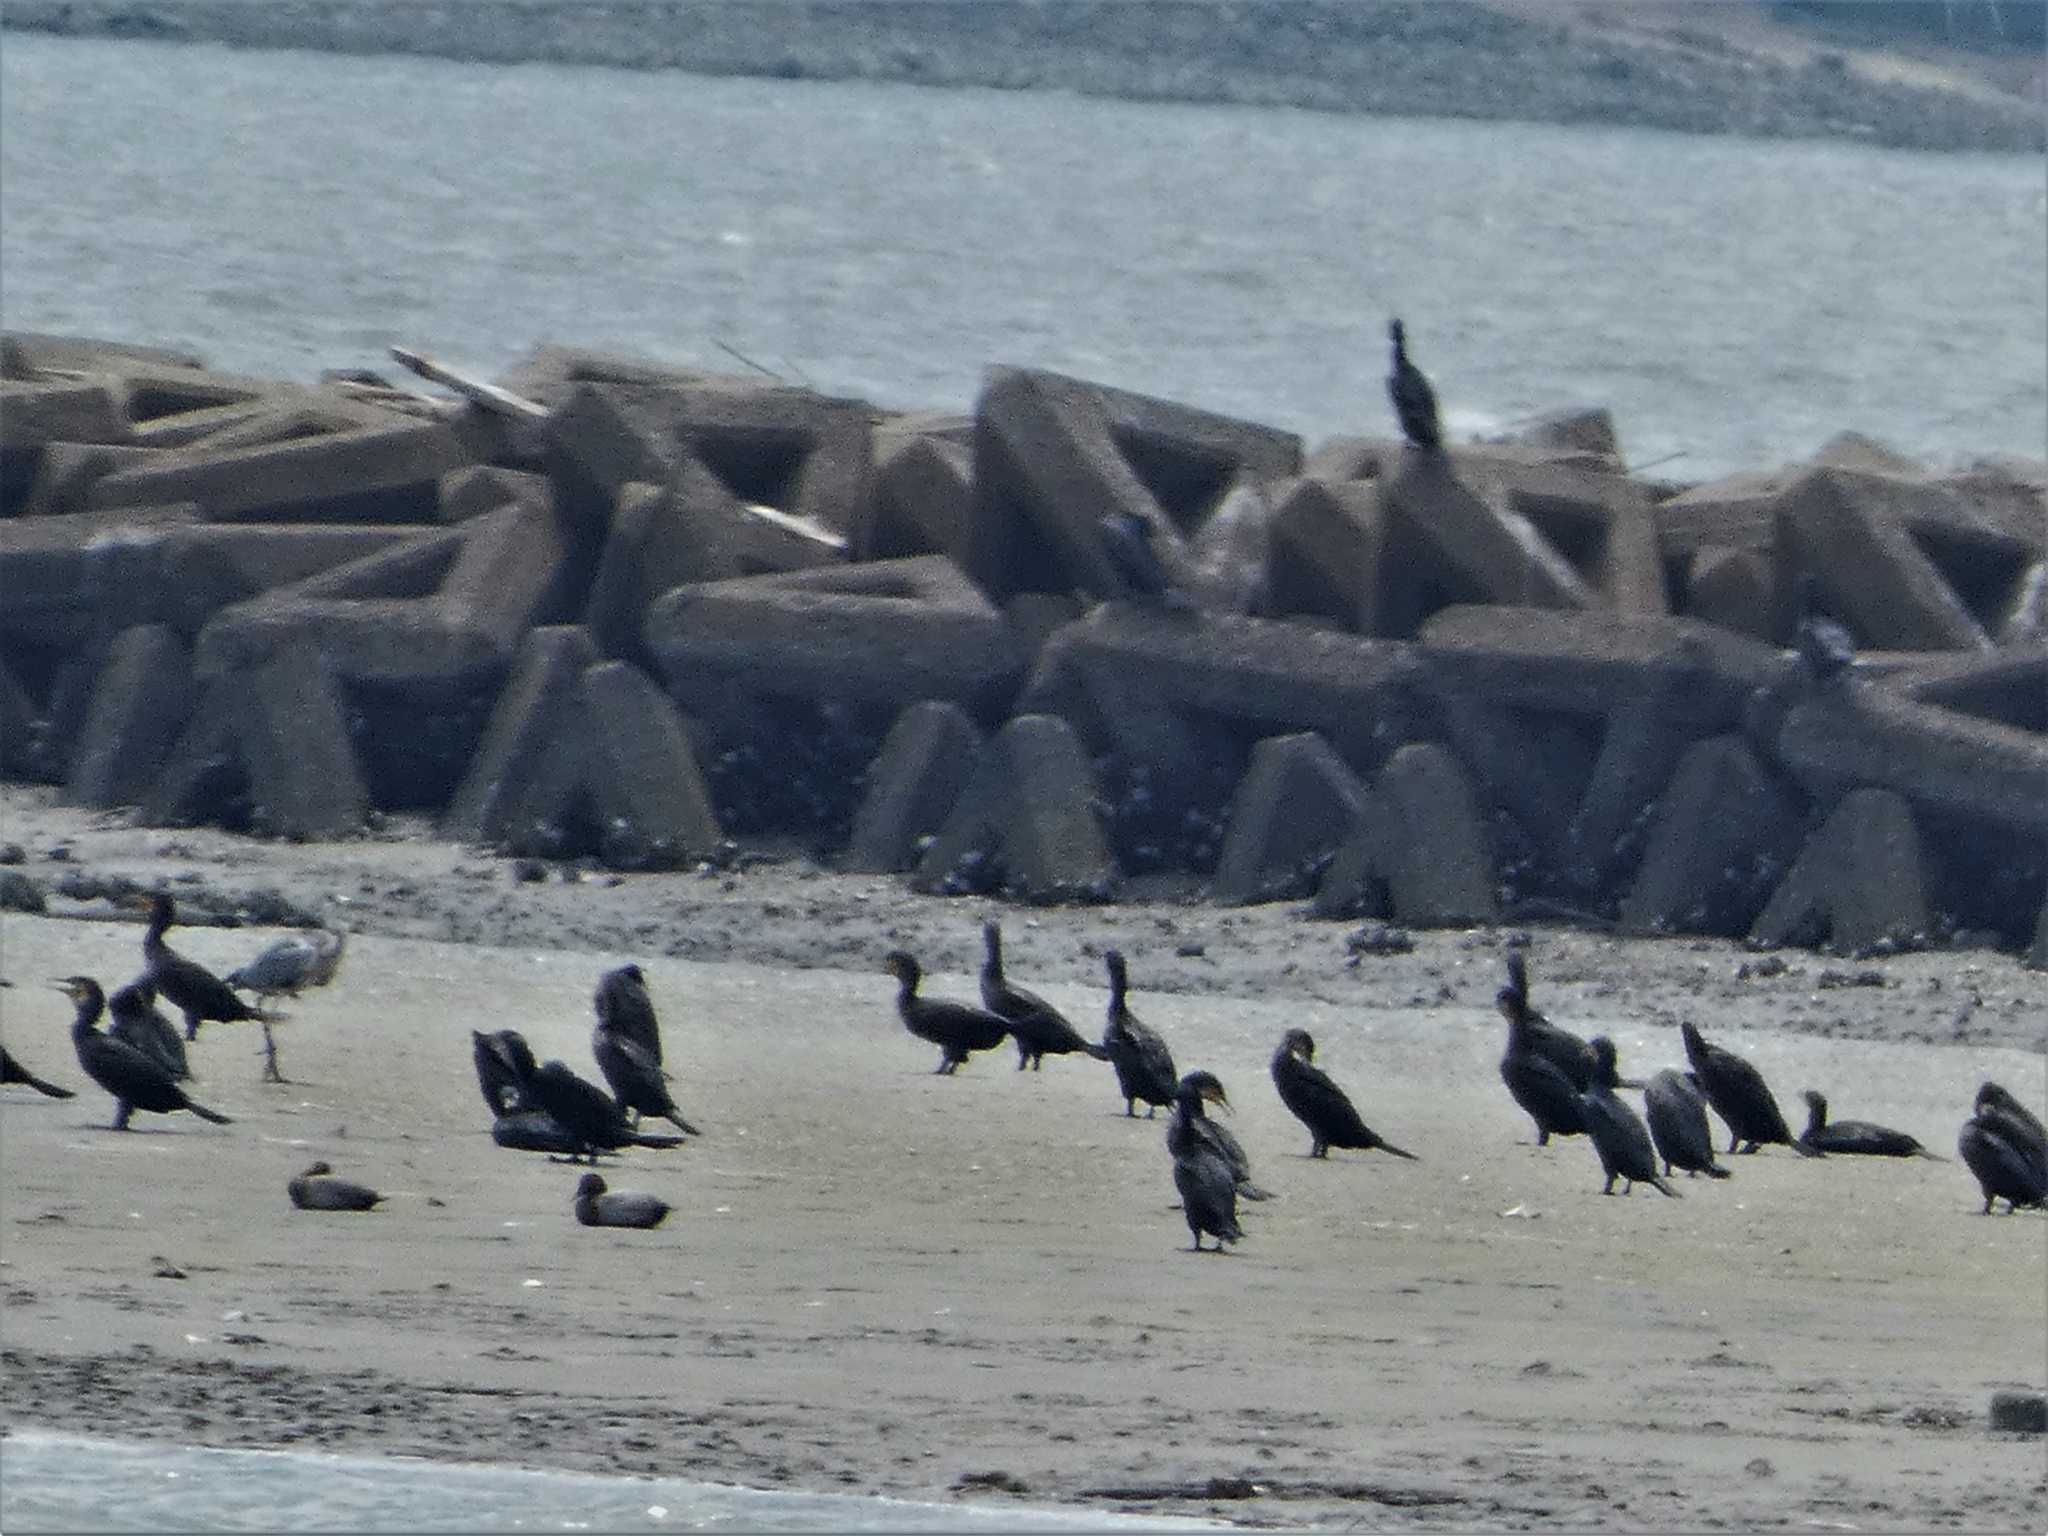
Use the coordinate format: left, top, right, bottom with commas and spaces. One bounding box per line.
2, 0, 2042, 154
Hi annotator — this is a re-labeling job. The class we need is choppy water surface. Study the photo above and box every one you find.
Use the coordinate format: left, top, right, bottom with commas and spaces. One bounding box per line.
0, 1429, 1226, 1532
1, 33, 2042, 479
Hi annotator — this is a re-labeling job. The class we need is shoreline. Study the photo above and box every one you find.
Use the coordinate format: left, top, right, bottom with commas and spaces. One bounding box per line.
0, 790, 2042, 1531
2, 0, 2041, 155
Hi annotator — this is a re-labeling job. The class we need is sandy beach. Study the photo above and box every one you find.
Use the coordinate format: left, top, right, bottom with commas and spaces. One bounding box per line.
1, 786, 2043, 1530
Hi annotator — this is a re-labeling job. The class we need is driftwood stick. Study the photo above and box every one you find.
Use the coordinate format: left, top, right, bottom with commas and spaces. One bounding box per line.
389, 346, 548, 421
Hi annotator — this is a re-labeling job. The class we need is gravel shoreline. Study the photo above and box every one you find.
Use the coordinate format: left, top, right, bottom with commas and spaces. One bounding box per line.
4, 0, 2042, 154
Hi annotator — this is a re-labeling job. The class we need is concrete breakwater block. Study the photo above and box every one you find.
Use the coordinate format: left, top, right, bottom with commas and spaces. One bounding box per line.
0, 504, 203, 653
486, 657, 723, 869
1893, 645, 2047, 735
1654, 467, 1797, 565
1264, 477, 1407, 635
87, 418, 471, 524
547, 376, 874, 540
911, 713, 1118, 904
64, 624, 195, 810
196, 493, 585, 688
1771, 685, 2048, 840
145, 643, 370, 840
1619, 735, 1803, 937
2028, 900, 2048, 973
864, 432, 972, 563
17, 442, 162, 518
144, 524, 422, 639
442, 625, 602, 845
1448, 455, 1668, 616
1314, 742, 1497, 927
0, 379, 130, 450
584, 460, 844, 666
1684, 545, 1775, 640
840, 700, 986, 874
967, 366, 1299, 602
1750, 788, 1928, 955
1418, 605, 1784, 725
1022, 603, 1424, 774
1184, 475, 1276, 617
1211, 732, 1367, 906
0, 655, 37, 778
644, 556, 1028, 718
1378, 451, 1598, 614
576, 660, 724, 870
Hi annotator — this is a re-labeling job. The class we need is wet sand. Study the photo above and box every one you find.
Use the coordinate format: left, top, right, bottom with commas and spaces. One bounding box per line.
0, 789, 2043, 1529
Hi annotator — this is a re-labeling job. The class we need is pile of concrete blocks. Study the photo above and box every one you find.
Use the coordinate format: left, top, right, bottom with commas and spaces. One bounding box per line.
5, 330, 2045, 946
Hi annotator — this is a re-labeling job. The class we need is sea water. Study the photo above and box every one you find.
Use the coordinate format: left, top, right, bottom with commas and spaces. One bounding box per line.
1, 32, 2043, 478
0, 1429, 1229, 1532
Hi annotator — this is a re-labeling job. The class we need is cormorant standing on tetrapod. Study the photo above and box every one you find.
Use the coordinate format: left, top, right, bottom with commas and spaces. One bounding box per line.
1387, 318, 1443, 452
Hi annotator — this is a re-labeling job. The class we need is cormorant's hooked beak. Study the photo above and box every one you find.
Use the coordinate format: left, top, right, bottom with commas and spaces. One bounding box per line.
1204, 1083, 1232, 1113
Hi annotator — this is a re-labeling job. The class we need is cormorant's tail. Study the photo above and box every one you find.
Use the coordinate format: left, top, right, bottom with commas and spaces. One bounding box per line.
630, 1132, 687, 1150
1236, 1182, 1275, 1202
1703, 1165, 1733, 1180
22, 1072, 75, 1099
1650, 1175, 1683, 1198
1084, 1043, 1112, 1061
1378, 1140, 1420, 1162
185, 1099, 233, 1125
1914, 1148, 1949, 1162
664, 1111, 703, 1137
1789, 1137, 1826, 1158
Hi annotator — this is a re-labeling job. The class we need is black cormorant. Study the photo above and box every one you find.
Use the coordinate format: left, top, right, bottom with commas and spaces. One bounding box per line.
1579, 1036, 1680, 1198
1270, 1028, 1417, 1161
107, 979, 189, 1081
1800, 1090, 1940, 1159
1099, 510, 1196, 612
1100, 950, 1177, 1117
132, 892, 285, 1083
1681, 1021, 1821, 1157
1643, 1069, 1729, 1179
592, 1024, 702, 1136
883, 951, 1010, 1074
1792, 573, 1857, 684
1502, 952, 1596, 1090
1166, 1070, 1272, 1202
979, 921, 1110, 1071
573, 1172, 672, 1229
55, 976, 232, 1131
1958, 1105, 2047, 1214
593, 964, 662, 1066
1387, 318, 1443, 452
472, 1028, 538, 1117
1976, 1081, 2046, 1171
1, 1042, 74, 1098
1497, 984, 1588, 1146
1167, 1074, 1242, 1252
289, 1161, 385, 1211
525, 1058, 688, 1163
